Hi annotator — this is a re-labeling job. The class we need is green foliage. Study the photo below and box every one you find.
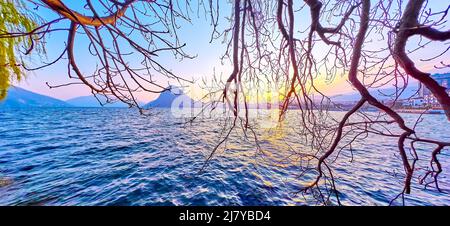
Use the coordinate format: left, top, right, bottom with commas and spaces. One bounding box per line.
0, 0, 36, 99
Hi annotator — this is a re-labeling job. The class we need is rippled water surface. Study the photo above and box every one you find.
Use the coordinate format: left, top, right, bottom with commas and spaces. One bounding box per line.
0, 108, 449, 206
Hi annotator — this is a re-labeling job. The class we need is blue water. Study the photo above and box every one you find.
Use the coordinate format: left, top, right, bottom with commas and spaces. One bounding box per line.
0, 108, 449, 206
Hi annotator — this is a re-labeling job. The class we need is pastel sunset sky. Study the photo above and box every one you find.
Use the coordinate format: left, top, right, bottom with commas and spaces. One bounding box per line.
12, 0, 449, 102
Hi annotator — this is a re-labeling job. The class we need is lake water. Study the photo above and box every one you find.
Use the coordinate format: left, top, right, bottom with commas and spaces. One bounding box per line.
0, 108, 449, 206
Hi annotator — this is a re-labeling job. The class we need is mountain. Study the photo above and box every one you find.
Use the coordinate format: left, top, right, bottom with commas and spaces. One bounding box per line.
330, 86, 420, 103
0, 85, 419, 109
66, 95, 130, 108
0, 87, 71, 108
144, 86, 198, 108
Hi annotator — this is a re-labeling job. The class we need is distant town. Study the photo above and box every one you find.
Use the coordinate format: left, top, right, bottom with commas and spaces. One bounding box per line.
398, 73, 450, 113
320, 73, 450, 114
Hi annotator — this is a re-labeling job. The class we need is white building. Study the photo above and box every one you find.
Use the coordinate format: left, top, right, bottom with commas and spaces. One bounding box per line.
419, 73, 450, 106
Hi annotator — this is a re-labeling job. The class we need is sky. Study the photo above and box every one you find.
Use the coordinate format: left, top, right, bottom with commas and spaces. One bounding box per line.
12, 0, 450, 103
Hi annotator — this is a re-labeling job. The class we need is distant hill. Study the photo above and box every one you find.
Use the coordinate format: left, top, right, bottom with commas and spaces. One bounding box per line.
66, 95, 130, 108
144, 86, 199, 108
330, 87, 420, 103
0, 87, 71, 108
0, 85, 421, 109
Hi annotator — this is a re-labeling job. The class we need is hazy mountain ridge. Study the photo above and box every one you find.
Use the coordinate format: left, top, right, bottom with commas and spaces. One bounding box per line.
0, 86, 420, 109
329, 87, 420, 103
0, 87, 72, 108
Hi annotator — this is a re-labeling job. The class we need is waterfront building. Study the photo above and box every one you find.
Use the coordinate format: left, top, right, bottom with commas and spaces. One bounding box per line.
419, 73, 450, 106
